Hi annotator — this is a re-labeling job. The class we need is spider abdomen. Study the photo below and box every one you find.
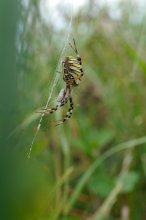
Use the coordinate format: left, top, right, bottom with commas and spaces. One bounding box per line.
63, 55, 83, 86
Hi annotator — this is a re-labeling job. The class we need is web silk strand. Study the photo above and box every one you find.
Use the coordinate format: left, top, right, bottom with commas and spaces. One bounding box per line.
28, 1, 73, 158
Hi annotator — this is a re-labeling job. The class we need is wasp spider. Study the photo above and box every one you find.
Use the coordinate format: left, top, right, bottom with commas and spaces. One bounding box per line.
38, 39, 84, 125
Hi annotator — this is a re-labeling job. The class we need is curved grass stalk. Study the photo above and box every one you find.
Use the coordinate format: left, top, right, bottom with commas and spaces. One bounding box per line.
64, 136, 146, 214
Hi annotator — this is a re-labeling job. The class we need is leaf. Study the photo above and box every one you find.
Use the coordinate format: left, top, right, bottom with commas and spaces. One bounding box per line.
88, 172, 115, 198
120, 171, 139, 193
75, 124, 114, 154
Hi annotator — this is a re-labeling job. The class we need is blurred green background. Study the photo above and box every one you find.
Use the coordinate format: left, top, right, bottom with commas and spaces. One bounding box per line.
1, 0, 146, 219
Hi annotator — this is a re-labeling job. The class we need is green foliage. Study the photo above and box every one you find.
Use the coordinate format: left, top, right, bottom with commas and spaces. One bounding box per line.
88, 171, 115, 197
120, 171, 139, 193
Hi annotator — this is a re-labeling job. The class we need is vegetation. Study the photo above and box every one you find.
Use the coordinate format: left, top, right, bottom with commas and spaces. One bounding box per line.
1, 0, 146, 219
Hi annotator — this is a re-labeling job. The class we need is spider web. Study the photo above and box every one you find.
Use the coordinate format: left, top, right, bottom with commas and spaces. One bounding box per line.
28, 1, 74, 158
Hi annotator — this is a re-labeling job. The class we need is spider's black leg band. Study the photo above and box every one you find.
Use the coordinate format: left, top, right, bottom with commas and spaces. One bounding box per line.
37, 105, 59, 114
57, 96, 74, 125
60, 97, 68, 107
37, 97, 68, 114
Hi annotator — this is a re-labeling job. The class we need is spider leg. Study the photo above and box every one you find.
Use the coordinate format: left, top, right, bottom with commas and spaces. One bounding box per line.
73, 38, 78, 54
69, 38, 78, 55
36, 105, 59, 114
37, 97, 68, 114
56, 96, 74, 125
69, 39, 84, 77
